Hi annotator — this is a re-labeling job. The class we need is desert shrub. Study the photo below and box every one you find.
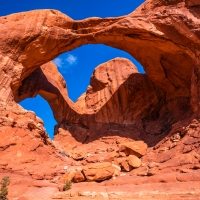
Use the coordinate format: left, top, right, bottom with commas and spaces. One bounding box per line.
0, 176, 10, 200
63, 180, 72, 191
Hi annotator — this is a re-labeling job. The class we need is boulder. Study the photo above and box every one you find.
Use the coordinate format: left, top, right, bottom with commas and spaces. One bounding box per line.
119, 141, 148, 158
82, 162, 115, 182
127, 155, 142, 168
86, 152, 118, 163
73, 171, 85, 183
71, 150, 87, 160
117, 158, 133, 172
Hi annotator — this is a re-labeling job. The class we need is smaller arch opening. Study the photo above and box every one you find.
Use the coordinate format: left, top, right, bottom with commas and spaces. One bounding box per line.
19, 95, 57, 139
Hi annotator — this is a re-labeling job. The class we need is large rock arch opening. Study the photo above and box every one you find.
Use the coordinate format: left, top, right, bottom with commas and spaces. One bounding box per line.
17, 44, 145, 138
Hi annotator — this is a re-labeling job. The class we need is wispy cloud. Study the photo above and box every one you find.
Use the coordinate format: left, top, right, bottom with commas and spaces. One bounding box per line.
66, 54, 77, 65
53, 54, 78, 73
53, 57, 63, 68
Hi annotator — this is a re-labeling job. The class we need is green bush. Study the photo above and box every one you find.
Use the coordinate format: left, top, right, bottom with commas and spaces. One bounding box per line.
63, 180, 72, 191
0, 176, 10, 200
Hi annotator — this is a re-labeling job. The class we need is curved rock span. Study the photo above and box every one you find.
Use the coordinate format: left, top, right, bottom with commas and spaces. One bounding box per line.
0, 0, 200, 199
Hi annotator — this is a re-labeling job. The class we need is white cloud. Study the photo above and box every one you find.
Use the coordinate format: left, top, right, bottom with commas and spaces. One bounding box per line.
53, 57, 63, 68
52, 54, 78, 74
66, 54, 77, 65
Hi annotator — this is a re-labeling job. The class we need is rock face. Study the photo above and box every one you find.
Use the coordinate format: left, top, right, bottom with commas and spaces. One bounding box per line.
1, 0, 200, 199
185, 0, 200, 6
76, 57, 138, 113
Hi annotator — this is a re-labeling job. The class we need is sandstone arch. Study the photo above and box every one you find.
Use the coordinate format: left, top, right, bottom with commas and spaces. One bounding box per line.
0, 0, 200, 141
1, 1, 200, 198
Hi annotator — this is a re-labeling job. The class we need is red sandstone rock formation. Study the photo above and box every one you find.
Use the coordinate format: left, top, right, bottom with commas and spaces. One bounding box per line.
0, 0, 200, 199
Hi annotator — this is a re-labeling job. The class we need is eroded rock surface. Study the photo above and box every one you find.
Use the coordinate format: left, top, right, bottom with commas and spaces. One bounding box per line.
0, 0, 200, 199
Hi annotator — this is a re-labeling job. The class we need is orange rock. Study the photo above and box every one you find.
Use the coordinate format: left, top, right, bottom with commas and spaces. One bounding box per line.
71, 150, 86, 161
83, 162, 115, 182
117, 158, 132, 172
130, 166, 149, 176
62, 170, 77, 183
86, 152, 118, 163
119, 141, 148, 158
176, 170, 200, 182
127, 155, 141, 168
73, 171, 85, 183
79, 58, 138, 114
104, 152, 118, 162
86, 154, 104, 163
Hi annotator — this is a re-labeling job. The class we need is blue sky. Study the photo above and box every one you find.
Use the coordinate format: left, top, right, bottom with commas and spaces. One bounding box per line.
1, 0, 145, 138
